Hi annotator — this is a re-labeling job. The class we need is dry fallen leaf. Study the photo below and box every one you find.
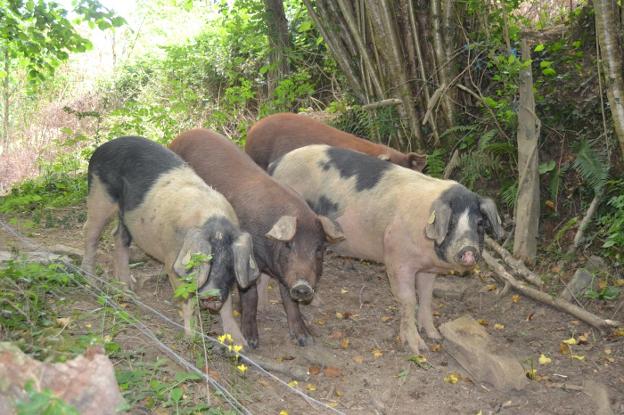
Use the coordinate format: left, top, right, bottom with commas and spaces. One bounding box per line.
381, 315, 392, 322
562, 337, 577, 345
279, 410, 288, 415
340, 288, 348, 294
494, 323, 505, 330
232, 310, 240, 318
335, 312, 343, 319
315, 319, 326, 326
615, 279, 624, 287
340, 338, 350, 349
431, 343, 442, 352
306, 383, 317, 392
353, 355, 364, 364
538, 354, 552, 365
477, 319, 489, 326
577, 333, 589, 345
613, 328, 624, 337
372, 348, 384, 359
598, 279, 608, 290
512, 295, 520, 303
444, 373, 460, 384
308, 366, 321, 376
329, 330, 344, 340
559, 342, 571, 355
526, 312, 535, 321
287, 380, 298, 388
485, 284, 497, 292
56, 317, 71, 327
571, 354, 585, 361
323, 366, 342, 378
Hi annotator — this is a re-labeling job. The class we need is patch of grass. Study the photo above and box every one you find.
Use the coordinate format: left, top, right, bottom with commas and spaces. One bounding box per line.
16, 380, 80, 415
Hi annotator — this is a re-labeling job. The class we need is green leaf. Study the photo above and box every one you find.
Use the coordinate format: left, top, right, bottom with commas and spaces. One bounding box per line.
170, 387, 183, 403
539, 160, 556, 174
539, 60, 552, 68
174, 372, 202, 382
534, 44, 545, 52
542, 67, 556, 76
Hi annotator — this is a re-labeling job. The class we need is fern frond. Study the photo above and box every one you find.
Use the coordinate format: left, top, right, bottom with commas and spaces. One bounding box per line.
573, 139, 609, 193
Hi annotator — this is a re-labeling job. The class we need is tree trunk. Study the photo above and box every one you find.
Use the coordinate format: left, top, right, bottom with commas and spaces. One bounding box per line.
2, 47, 9, 143
594, 0, 624, 157
430, 0, 453, 127
513, 38, 540, 263
263, 0, 291, 101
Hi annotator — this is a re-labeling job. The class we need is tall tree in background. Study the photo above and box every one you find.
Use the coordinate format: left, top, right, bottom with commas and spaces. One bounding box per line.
302, 0, 461, 151
263, 0, 291, 101
594, 0, 624, 158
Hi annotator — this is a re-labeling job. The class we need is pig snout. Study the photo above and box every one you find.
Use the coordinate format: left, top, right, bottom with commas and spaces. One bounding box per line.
457, 246, 479, 267
199, 291, 224, 312
289, 280, 314, 303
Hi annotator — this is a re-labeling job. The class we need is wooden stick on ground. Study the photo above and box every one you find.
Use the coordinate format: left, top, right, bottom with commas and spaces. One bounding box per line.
485, 236, 544, 288
482, 251, 622, 330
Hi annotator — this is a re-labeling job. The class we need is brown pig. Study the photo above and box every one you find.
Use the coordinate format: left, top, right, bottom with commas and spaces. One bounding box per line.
169, 129, 343, 347
267, 145, 503, 354
245, 112, 426, 171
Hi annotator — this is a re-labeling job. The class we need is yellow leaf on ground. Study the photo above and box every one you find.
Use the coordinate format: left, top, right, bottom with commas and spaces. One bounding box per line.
233, 310, 240, 318
340, 288, 348, 294
372, 348, 383, 359
478, 319, 489, 326
381, 315, 392, 322
615, 279, 624, 287
340, 338, 350, 349
431, 343, 442, 352
571, 355, 585, 361
578, 333, 589, 345
512, 295, 520, 303
279, 411, 288, 415
562, 337, 577, 345
538, 354, 552, 365
485, 284, 497, 291
287, 380, 298, 388
353, 355, 364, 364
306, 383, 317, 392
315, 319, 326, 326
323, 367, 342, 378
56, 317, 71, 327
335, 312, 343, 319
494, 323, 505, 330
444, 373, 460, 384
308, 366, 321, 375
613, 328, 624, 337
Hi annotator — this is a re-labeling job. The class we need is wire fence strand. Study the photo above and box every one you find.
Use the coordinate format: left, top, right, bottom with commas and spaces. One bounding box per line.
0, 218, 345, 415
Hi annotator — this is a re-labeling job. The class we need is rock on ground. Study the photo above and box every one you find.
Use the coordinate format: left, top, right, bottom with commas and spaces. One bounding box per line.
439, 315, 528, 391
0, 342, 125, 414
559, 268, 594, 302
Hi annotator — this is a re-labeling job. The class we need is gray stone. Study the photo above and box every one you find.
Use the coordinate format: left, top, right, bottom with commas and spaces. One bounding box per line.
559, 268, 594, 302
584, 380, 613, 415
585, 255, 607, 274
0, 250, 71, 265
0, 342, 125, 414
439, 315, 528, 391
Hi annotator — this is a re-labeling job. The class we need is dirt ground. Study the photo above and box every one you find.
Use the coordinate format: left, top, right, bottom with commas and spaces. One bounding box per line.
1, 207, 623, 415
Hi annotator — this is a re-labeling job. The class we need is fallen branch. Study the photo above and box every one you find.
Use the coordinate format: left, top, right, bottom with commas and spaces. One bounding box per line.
421, 83, 446, 127
485, 236, 544, 288
362, 98, 402, 110
568, 190, 603, 254
482, 251, 621, 330
245, 353, 309, 381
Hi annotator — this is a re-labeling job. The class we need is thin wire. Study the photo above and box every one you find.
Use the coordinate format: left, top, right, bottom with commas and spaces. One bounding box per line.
0, 219, 345, 415
0, 221, 250, 414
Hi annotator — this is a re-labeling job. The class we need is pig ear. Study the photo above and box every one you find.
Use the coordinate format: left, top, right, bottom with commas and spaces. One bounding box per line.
318, 215, 344, 244
425, 202, 452, 245
480, 197, 503, 240
377, 154, 391, 161
173, 228, 212, 287
265, 215, 297, 241
407, 152, 427, 171
233, 232, 259, 289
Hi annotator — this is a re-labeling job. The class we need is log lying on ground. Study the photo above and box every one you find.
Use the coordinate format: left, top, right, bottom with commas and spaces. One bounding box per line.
482, 251, 621, 330
485, 236, 544, 288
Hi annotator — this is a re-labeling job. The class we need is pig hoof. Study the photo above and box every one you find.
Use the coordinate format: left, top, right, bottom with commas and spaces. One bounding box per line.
296, 334, 314, 347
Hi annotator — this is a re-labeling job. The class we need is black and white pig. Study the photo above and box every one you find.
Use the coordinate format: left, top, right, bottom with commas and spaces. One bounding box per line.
81, 136, 259, 345
268, 145, 503, 353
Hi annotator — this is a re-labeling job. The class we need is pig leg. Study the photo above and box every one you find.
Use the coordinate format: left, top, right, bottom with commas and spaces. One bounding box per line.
386, 264, 428, 354
81, 176, 117, 274
416, 272, 441, 340
239, 284, 259, 348
181, 298, 195, 336
256, 273, 271, 312
113, 220, 135, 289
278, 282, 313, 346
220, 292, 248, 347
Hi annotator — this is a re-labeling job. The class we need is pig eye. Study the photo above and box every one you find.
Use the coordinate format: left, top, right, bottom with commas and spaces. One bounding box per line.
285, 241, 293, 250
